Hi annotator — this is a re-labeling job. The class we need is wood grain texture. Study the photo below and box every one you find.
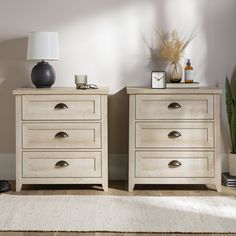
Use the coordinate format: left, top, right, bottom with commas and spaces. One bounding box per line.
136, 94, 213, 120
128, 95, 135, 192
22, 95, 101, 120
135, 122, 214, 148
127, 87, 222, 94
127, 87, 222, 192
23, 152, 102, 178
23, 122, 101, 149
135, 151, 215, 178
14, 89, 108, 191
13, 87, 109, 95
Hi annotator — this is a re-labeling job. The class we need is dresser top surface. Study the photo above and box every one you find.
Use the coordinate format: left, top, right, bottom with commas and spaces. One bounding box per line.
13, 87, 109, 95
126, 87, 222, 94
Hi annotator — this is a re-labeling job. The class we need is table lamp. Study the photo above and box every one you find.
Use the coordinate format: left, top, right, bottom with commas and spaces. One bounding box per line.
27, 32, 60, 88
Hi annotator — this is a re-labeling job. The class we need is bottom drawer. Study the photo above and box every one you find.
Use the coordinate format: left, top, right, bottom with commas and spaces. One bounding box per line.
135, 151, 215, 178
23, 152, 102, 178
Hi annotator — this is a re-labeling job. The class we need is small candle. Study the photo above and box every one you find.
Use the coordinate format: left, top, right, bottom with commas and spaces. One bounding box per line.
75, 75, 87, 85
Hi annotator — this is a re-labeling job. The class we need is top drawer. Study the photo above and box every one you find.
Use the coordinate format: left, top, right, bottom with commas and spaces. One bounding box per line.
136, 94, 213, 120
22, 95, 101, 120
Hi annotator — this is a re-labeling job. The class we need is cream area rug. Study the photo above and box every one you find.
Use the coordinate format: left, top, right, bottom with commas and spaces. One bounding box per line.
0, 195, 236, 233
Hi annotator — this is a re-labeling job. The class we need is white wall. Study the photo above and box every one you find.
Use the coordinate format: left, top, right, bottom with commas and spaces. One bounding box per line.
0, 0, 236, 179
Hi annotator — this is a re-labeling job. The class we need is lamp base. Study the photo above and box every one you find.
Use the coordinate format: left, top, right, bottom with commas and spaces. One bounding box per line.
31, 61, 56, 88
0, 180, 10, 192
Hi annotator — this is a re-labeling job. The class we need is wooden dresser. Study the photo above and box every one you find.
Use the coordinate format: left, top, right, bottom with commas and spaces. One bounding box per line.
127, 87, 222, 192
13, 87, 108, 191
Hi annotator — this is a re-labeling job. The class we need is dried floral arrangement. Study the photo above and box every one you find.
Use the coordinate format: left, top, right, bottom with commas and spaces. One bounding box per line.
158, 30, 197, 63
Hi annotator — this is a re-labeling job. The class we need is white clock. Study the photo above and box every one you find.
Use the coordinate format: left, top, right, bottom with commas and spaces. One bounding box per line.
151, 71, 166, 89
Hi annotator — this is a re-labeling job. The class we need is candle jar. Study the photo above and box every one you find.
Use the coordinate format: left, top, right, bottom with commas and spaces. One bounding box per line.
75, 75, 88, 89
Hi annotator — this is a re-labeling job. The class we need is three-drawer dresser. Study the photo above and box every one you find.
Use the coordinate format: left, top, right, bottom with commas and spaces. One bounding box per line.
127, 87, 222, 192
13, 87, 108, 191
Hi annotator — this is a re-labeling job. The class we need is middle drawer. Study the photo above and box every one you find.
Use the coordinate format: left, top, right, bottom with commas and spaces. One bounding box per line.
136, 122, 214, 148
23, 123, 101, 149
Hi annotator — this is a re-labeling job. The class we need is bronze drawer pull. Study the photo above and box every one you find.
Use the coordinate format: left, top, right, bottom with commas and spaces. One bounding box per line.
54, 103, 68, 109
55, 160, 69, 167
168, 131, 181, 138
168, 160, 182, 168
168, 102, 181, 109
55, 131, 69, 138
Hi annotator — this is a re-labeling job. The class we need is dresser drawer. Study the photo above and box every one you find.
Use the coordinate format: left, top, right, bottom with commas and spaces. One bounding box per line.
136, 94, 213, 120
135, 151, 215, 178
136, 122, 214, 148
23, 123, 101, 149
23, 151, 102, 178
22, 95, 101, 120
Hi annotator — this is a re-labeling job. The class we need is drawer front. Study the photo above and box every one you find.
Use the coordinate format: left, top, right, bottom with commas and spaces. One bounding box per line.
136, 122, 214, 148
136, 94, 213, 120
23, 123, 101, 149
135, 151, 215, 178
23, 152, 102, 178
22, 95, 101, 120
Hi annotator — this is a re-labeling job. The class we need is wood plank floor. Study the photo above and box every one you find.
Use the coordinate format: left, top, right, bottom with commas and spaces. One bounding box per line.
1, 181, 236, 236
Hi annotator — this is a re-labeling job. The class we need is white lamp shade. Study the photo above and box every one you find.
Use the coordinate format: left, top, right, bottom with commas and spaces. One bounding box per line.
27, 32, 60, 60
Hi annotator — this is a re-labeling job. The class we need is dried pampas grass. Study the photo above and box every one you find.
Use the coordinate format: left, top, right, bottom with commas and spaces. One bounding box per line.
158, 29, 197, 63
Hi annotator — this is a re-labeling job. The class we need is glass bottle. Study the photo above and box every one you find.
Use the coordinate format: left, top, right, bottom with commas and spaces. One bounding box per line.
185, 59, 193, 83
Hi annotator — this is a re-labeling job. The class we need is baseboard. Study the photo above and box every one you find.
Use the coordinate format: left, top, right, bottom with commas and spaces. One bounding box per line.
0, 153, 128, 181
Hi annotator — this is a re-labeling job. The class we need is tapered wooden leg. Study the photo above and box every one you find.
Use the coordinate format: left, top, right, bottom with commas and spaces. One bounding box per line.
102, 182, 108, 191
15, 181, 22, 192
128, 181, 135, 192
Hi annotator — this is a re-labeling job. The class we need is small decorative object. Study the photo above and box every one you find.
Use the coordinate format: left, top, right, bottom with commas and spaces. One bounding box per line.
185, 59, 194, 83
222, 173, 236, 187
0, 180, 10, 192
166, 82, 199, 88
75, 75, 88, 89
158, 30, 197, 83
75, 75, 98, 90
151, 71, 165, 88
27, 32, 60, 88
167, 61, 182, 83
225, 77, 236, 176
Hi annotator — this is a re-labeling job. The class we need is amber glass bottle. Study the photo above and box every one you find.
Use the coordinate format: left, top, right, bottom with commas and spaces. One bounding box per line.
185, 59, 193, 83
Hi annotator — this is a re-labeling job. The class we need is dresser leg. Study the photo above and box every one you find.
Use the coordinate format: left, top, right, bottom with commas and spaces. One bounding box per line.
15, 182, 22, 192
215, 182, 222, 192
206, 184, 222, 192
128, 182, 135, 192
102, 182, 108, 191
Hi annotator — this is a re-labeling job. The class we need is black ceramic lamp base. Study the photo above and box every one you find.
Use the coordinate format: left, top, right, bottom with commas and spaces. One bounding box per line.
31, 61, 56, 88
0, 180, 10, 192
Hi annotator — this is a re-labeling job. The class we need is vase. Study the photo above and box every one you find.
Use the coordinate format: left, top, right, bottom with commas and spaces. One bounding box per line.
229, 153, 236, 176
167, 61, 182, 83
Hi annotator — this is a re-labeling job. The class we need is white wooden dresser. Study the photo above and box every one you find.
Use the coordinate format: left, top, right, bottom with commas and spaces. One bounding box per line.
13, 87, 108, 191
127, 87, 222, 192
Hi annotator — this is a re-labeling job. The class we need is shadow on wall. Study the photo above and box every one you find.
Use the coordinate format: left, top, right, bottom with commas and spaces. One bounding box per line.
0, 38, 31, 152
108, 88, 129, 180
108, 88, 129, 154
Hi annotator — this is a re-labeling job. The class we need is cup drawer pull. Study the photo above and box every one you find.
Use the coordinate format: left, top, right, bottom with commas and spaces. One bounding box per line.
168, 160, 182, 168
54, 103, 68, 109
55, 160, 69, 167
168, 131, 181, 138
55, 131, 69, 138
168, 102, 181, 109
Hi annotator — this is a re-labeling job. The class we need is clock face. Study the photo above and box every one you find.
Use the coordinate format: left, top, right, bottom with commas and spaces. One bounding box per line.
152, 72, 165, 88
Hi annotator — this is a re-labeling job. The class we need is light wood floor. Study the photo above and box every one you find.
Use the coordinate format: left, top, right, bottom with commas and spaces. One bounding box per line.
1, 181, 236, 236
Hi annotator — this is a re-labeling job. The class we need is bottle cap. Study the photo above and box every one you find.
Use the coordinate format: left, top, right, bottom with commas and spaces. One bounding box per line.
187, 59, 191, 66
